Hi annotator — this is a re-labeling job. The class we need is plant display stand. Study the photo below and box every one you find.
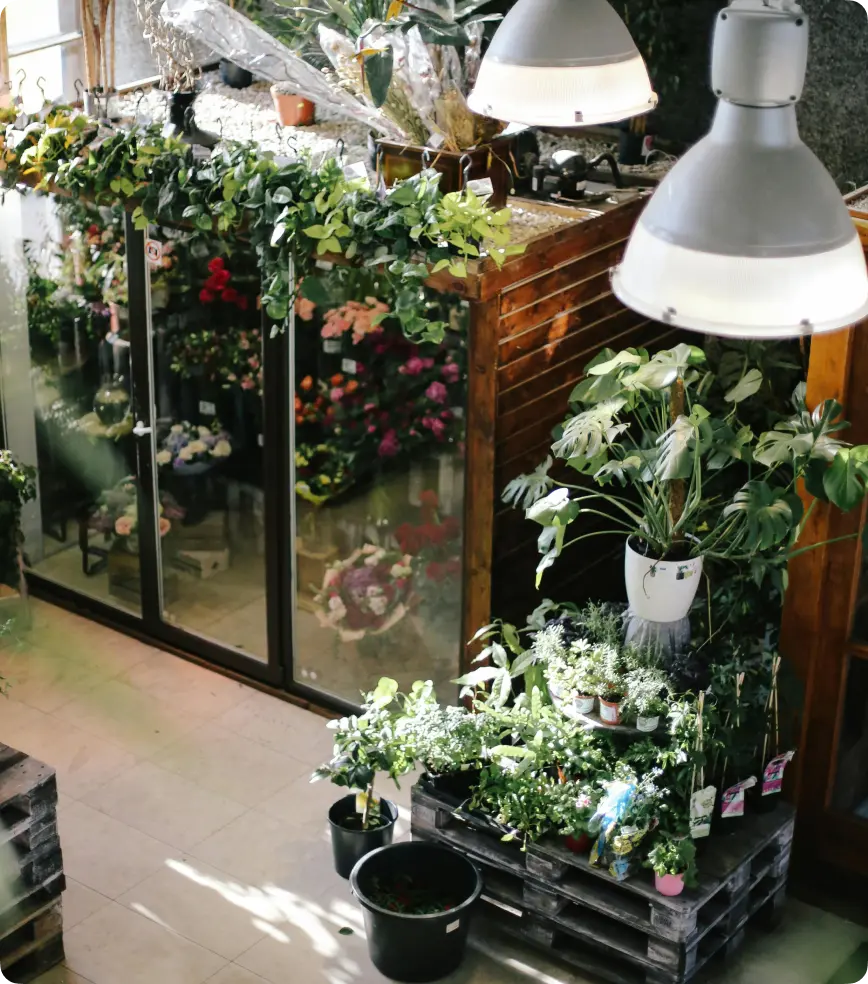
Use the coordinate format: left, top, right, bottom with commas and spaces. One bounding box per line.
0, 745, 65, 982
411, 780, 793, 984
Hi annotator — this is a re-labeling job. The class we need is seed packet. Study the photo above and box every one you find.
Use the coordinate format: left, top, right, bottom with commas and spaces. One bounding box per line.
762, 751, 795, 796
720, 777, 757, 818
690, 785, 717, 839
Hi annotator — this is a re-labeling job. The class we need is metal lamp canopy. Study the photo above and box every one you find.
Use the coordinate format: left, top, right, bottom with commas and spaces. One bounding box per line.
611, 0, 868, 338
466, 0, 657, 127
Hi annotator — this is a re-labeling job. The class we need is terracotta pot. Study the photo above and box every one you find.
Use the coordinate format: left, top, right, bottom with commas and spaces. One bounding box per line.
655, 873, 685, 897
599, 697, 622, 726
624, 536, 702, 622
272, 88, 315, 127
564, 832, 592, 854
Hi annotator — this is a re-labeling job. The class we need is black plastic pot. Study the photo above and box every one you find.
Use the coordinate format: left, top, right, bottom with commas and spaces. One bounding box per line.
219, 60, 253, 89
329, 794, 398, 879
351, 842, 483, 982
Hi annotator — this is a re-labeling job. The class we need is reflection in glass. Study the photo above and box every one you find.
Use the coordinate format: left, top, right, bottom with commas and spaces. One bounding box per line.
0, 191, 142, 613
833, 656, 868, 819
147, 229, 267, 661
291, 268, 466, 701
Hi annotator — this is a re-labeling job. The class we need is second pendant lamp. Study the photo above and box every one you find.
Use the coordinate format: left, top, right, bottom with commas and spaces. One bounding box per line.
612, 0, 868, 338
466, 0, 657, 128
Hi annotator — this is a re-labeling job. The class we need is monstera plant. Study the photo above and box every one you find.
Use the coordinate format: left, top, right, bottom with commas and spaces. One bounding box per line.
504, 343, 868, 623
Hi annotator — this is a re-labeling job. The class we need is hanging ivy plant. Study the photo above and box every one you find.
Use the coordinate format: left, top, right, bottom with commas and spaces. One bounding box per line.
1, 111, 524, 343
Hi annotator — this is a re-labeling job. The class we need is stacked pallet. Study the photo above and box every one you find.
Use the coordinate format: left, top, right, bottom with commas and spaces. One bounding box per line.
412, 779, 793, 984
0, 745, 65, 982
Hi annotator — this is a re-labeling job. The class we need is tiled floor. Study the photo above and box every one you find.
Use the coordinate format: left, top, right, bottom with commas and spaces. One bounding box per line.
0, 600, 865, 984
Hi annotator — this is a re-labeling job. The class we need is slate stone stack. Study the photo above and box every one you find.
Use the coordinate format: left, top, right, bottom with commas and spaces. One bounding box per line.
0, 746, 65, 982
412, 778, 793, 984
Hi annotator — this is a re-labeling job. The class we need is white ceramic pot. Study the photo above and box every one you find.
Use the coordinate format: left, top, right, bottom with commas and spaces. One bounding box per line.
624, 538, 703, 622
636, 715, 660, 733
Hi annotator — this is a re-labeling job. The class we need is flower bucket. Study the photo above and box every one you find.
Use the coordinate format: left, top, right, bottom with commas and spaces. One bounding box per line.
636, 715, 660, 733
599, 697, 622, 725
271, 87, 315, 126
655, 873, 685, 897
624, 537, 703, 622
351, 842, 482, 982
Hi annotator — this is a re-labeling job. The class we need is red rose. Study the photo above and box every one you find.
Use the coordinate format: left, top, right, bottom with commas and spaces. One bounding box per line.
221, 287, 240, 304
236, 295, 249, 311
199, 288, 216, 303
212, 268, 231, 289
208, 257, 225, 273
419, 490, 439, 508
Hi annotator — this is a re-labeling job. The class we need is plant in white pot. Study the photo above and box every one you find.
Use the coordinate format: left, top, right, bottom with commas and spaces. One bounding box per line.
504, 343, 868, 624
622, 667, 671, 732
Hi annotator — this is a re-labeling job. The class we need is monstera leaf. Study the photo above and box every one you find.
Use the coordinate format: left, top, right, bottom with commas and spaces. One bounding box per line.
551, 398, 627, 465
502, 456, 553, 509
621, 343, 706, 392
823, 446, 868, 512
755, 397, 850, 467
721, 482, 803, 553
653, 414, 699, 481
724, 368, 764, 404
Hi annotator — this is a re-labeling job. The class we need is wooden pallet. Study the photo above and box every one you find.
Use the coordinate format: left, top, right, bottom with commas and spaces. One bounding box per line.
412, 779, 793, 984
0, 897, 64, 984
0, 748, 58, 830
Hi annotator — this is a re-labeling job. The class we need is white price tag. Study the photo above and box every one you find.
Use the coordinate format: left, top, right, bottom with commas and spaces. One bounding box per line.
342, 161, 370, 189
257, 433, 264, 447
428, 133, 446, 150
315, 259, 334, 271
445, 920, 460, 934
451, 406, 464, 420
199, 400, 216, 416
145, 239, 163, 266
467, 177, 494, 198
341, 358, 357, 375
323, 339, 342, 354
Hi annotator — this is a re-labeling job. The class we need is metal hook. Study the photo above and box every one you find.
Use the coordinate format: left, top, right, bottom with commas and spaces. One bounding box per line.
74, 78, 84, 104
184, 104, 195, 131
273, 121, 282, 153
459, 153, 473, 189
335, 138, 345, 165
15, 68, 26, 103
421, 148, 431, 169
36, 76, 47, 106
133, 87, 147, 120
215, 117, 224, 141
249, 117, 256, 142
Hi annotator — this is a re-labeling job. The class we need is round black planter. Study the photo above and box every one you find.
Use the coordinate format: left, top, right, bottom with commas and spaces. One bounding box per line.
329, 794, 397, 879
351, 842, 482, 983
219, 60, 253, 89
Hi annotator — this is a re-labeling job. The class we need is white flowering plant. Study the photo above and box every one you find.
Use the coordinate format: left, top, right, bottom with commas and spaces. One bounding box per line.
155, 420, 232, 472
314, 544, 414, 642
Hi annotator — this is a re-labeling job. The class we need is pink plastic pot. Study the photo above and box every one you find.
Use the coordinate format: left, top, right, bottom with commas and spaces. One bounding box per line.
655, 873, 685, 897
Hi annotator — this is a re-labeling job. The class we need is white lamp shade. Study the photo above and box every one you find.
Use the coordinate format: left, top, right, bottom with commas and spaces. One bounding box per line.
466, 0, 656, 128
612, 102, 868, 338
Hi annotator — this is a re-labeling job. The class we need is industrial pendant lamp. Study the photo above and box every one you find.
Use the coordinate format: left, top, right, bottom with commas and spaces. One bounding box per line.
466, 0, 657, 127
611, 0, 868, 338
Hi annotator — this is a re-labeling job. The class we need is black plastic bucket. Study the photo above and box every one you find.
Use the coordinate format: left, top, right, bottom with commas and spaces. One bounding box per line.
328, 794, 398, 879
350, 842, 482, 982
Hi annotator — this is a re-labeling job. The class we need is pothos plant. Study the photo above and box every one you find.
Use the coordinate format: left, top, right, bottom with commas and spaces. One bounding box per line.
504, 342, 868, 593
2, 110, 524, 345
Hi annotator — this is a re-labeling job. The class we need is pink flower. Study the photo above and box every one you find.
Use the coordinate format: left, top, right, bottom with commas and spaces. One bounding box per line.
426, 381, 448, 404
114, 516, 133, 537
401, 357, 426, 376
364, 402, 376, 411
295, 296, 316, 321
378, 430, 400, 457
441, 362, 460, 383
241, 378, 256, 390
248, 355, 260, 369
158, 517, 171, 536
331, 388, 344, 402
422, 417, 447, 438
367, 425, 377, 434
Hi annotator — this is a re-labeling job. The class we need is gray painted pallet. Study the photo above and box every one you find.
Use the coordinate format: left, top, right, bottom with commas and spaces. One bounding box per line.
412, 780, 793, 983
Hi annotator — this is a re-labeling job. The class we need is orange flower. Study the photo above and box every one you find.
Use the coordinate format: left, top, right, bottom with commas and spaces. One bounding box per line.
294, 395, 303, 411
300, 375, 313, 391
345, 379, 359, 394
330, 373, 344, 386
296, 414, 304, 424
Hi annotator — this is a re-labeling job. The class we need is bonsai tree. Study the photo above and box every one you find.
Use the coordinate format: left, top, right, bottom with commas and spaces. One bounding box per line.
312, 677, 413, 828
504, 343, 868, 594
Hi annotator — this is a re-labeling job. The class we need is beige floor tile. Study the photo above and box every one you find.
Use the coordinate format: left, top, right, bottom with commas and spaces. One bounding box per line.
0, 645, 109, 714
64, 902, 226, 984
53, 679, 205, 757
22, 611, 151, 679
60, 800, 180, 899
6, 716, 138, 801
151, 723, 304, 806
207, 965, 270, 984
82, 761, 247, 850
216, 691, 335, 762
120, 651, 250, 721
0, 697, 52, 747
118, 857, 269, 961
190, 809, 338, 902
259, 772, 343, 825
62, 878, 112, 930
32, 966, 96, 984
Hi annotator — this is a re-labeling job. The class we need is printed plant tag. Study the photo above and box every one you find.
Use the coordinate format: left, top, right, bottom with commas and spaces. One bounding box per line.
355, 790, 380, 816
720, 777, 757, 818
341, 358, 357, 375
467, 177, 494, 198
762, 750, 795, 796
445, 920, 460, 934
428, 133, 446, 150
343, 161, 370, 189
315, 259, 335, 271
323, 339, 342, 354
690, 785, 716, 839
146, 239, 163, 266
199, 400, 216, 416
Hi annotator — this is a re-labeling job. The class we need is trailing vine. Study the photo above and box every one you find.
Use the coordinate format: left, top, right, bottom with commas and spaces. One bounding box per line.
0, 110, 524, 342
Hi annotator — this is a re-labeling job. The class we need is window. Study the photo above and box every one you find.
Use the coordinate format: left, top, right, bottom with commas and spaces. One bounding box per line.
2, 0, 84, 111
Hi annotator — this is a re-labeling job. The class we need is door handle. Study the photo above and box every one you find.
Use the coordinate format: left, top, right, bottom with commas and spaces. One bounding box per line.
132, 420, 152, 437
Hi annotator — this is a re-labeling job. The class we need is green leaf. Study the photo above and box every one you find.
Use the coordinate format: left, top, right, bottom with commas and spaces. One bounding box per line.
724, 367, 764, 403
272, 186, 293, 204
300, 276, 330, 306
364, 48, 394, 108
302, 224, 331, 239
453, 666, 502, 687
654, 415, 696, 481
823, 447, 868, 511
270, 222, 287, 246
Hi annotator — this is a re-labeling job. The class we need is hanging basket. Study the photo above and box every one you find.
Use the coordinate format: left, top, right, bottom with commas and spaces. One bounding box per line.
624, 537, 702, 623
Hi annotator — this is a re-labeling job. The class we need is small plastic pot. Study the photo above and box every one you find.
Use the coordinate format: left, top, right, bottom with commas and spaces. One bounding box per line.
351, 842, 482, 982
564, 832, 592, 854
272, 88, 316, 126
328, 794, 398, 879
636, 714, 660, 732
219, 60, 253, 89
655, 872, 685, 897
599, 697, 623, 725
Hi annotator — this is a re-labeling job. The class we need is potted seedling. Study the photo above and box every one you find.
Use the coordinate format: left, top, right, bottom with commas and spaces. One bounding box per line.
271, 83, 316, 126
645, 835, 697, 897
595, 644, 628, 726
538, 625, 599, 717
623, 667, 671, 732
312, 678, 412, 879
